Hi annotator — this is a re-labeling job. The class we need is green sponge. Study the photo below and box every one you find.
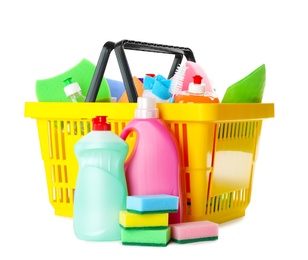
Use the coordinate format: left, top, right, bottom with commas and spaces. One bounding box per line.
221, 64, 266, 103
121, 227, 171, 247
35, 58, 111, 102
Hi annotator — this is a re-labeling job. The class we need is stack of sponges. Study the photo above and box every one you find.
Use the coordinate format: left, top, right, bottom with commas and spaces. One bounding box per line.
119, 194, 179, 247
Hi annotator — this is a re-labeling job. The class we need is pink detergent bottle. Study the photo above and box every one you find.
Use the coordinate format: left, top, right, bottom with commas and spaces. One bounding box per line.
120, 97, 182, 224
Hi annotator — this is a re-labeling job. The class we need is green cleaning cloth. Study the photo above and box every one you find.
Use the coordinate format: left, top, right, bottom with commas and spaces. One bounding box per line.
35, 58, 111, 102
221, 64, 266, 103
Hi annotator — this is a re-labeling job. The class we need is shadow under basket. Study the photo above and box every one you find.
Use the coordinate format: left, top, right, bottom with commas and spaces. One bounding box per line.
24, 102, 274, 223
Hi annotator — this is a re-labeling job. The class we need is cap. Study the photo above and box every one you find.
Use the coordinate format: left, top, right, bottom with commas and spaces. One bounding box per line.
134, 97, 158, 119
188, 75, 206, 94
92, 116, 111, 131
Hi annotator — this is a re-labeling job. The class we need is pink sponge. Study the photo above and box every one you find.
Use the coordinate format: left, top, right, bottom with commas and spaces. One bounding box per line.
170, 220, 218, 244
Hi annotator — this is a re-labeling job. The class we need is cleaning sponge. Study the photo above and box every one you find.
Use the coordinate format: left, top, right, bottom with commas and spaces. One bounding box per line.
35, 58, 111, 102
119, 210, 168, 229
170, 220, 219, 244
126, 194, 179, 214
121, 227, 171, 247
221, 64, 266, 103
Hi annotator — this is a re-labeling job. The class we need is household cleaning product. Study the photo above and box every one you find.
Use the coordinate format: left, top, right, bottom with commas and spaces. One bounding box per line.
174, 75, 219, 103
73, 116, 129, 241
120, 97, 182, 224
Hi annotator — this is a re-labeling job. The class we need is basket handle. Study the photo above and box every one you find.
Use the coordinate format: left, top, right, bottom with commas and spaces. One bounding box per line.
86, 41, 115, 102
86, 39, 196, 102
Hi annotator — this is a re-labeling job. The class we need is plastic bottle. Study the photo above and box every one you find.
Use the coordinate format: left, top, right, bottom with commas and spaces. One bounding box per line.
63, 77, 86, 102
63, 77, 88, 134
174, 75, 220, 103
120, 97, 182, 224
73, 116, 129, 241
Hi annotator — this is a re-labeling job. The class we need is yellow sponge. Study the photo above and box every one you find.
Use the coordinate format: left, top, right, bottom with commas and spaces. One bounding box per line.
119, 210, 168, 229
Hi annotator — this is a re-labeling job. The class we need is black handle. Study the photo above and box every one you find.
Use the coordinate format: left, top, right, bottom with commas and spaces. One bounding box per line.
86, 40, 196, 102
86, 41, 115, 102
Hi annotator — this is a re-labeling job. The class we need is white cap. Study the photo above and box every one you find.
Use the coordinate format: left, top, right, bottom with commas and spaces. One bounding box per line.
188, 81, 206, 94
64, 82, 82, 96
135, 97, 158, 119
188, 75, 206, 94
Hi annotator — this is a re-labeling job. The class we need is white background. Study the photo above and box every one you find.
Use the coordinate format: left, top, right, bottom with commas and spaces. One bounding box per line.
1, 0, 307, 259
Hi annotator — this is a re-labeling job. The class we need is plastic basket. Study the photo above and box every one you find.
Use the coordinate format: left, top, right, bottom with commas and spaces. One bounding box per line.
24, 102, 274, 223
24, 40, 274, 223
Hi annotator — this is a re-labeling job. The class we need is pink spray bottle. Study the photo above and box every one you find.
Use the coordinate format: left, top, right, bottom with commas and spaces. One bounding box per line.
120, 97, 182, 224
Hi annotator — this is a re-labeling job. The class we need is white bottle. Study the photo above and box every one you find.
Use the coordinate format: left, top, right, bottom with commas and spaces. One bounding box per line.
63, 77, 86, 102
63, 77, 87, 134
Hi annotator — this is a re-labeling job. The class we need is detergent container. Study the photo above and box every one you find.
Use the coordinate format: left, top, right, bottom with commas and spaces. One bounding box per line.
73, 116, 129, 241
120, 97, 182, 224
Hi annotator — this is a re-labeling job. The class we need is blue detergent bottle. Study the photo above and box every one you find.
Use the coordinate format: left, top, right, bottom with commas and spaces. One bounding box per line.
73, 116, 129, 241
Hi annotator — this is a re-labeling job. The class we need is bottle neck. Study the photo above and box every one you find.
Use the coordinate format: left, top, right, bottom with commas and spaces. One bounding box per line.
187, 91, 204, 96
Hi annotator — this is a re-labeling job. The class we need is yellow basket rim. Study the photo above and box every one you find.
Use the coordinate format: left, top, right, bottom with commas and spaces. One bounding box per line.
24, 102, 275, 122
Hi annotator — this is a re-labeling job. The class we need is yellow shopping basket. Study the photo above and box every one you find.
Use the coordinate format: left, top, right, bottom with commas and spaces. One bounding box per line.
24, 40, 275, 223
